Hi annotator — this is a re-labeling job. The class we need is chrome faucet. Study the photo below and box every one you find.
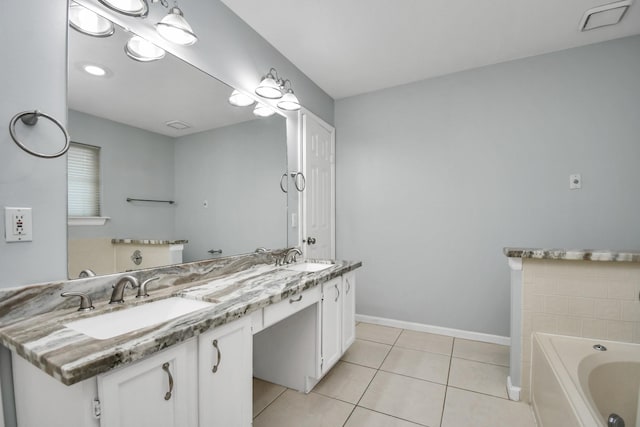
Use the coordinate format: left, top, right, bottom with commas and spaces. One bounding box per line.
78, 269, 96, 278
136, 276, 160, 298
284, 248, 303, 264
110, 275, 139, 304
61, 291, 95, 311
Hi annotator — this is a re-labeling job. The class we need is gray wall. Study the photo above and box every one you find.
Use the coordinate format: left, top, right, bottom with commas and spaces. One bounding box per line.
174, 117, 288, 261
68, 110, 175, 240
336, 35, 640, 337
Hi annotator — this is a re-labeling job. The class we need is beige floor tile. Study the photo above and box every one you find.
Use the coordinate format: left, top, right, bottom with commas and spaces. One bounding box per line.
341, 339, 392, 369
453, 339, 509, 366
441, 387, 536, 427
253, 389, 354, 427
253, 378, 286, 418
380, 346, 451, 384
356, 322, 402, 345
395, 329, 454, 355
359, 371, 445, 426
313, 361, 377, 404
448, 358, 508, 398
345, 407, 424, 427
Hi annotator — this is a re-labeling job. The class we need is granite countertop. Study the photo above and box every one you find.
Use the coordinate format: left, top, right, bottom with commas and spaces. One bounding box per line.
0, 259, 361, 385
504, 247, 640, 262
111, 238, 188, 245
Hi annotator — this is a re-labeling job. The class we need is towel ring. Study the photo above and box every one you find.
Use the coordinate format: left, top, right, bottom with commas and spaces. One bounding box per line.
9, 110, 70, 159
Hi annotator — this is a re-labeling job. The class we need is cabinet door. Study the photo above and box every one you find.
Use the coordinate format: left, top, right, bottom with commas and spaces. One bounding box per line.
321, 277, 343, 375
342, 272, 356, 350
97, 339, 198, 427
199, 317, 252, 427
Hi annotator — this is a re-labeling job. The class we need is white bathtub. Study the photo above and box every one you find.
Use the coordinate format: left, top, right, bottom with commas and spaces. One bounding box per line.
531, 333, 640, 427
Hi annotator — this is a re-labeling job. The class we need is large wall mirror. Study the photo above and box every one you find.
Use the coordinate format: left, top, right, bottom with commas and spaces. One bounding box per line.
67, 17, 288, 278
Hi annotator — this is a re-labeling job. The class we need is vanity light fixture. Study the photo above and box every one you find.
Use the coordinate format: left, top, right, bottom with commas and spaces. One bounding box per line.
276, 81, 301, 111
155, 5, 198, 46
69, 2, 115, 37
228, 90, 255, 107
253, 103, 276, 118
97, 0, 149, 17
125, 35, 166, 62
256, 68, 303, 111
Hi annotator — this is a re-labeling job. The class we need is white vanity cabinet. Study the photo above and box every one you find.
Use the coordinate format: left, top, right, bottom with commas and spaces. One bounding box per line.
198, 316, 252, 427
97, 339, 198, 427
319, 273, 357, 376
320, 277, 343, 375
341, 272, 356, 350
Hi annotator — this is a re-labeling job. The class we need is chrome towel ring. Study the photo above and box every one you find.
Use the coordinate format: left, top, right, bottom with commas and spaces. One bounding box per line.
9, 110, 70, 158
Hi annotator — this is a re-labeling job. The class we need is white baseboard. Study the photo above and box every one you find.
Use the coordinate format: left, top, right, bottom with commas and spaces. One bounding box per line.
355, 314, 510, 346
507, 375, 521, 401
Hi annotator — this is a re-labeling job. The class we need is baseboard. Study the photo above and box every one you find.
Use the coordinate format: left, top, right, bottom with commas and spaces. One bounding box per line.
355, 314, 510, 346
507, 375, 521, 401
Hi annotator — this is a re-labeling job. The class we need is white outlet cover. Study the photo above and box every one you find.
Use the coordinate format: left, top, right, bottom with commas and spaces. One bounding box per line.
5, 207, 33, 242
569, 174, 582, 190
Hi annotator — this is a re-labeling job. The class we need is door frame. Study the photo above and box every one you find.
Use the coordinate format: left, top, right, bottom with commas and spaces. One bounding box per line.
298, 108, 336, 259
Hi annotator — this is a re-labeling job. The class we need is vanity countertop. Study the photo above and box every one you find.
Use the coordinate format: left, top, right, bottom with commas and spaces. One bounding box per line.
111, 238, 188, 245
0, 259, 361, 385
504, 247, 640, 263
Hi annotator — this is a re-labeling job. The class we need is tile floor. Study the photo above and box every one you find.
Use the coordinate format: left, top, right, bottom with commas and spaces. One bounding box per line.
252, 322, 537, 427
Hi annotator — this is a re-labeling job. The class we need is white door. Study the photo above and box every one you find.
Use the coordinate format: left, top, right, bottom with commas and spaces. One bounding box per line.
321, 278, 342, 375
198, 317, 252, 427
97, 340, 198, 427
301, 111, 335, 259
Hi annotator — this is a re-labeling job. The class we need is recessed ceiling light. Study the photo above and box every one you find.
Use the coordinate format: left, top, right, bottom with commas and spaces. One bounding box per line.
83, 64, 108, 77
579, 0, 632, 31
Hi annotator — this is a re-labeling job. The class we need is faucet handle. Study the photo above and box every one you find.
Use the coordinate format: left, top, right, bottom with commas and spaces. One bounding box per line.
61, 292, 95, 312
137, 276, 160, 298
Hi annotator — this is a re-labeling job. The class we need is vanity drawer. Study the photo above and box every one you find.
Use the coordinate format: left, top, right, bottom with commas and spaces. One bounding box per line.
263, 287, 321, 328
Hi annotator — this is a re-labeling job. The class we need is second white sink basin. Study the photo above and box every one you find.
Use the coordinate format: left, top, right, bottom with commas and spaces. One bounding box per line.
65, 297, 214, 340
284, 262, 334, 273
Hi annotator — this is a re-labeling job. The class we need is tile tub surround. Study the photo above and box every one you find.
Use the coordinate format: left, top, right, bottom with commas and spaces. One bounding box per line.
111, 238, 189, 245
0, 252, 361, 385
506, 248, 640, 401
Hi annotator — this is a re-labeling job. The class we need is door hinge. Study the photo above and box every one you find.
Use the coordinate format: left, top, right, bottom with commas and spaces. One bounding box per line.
92, 398, 101, 419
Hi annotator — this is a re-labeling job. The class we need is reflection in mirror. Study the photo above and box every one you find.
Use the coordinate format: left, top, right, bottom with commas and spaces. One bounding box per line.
67, 18, 287, 278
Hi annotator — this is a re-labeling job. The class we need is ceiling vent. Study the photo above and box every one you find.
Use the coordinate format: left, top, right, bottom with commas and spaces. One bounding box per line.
165, 120, 191, 130
579, 0, 632, 31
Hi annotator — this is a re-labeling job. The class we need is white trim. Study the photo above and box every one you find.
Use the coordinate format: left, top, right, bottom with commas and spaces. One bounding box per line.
508, 257, 523, 271
67, 216, 110, 226
355, 314, 510, 346
507, 375, 521, 401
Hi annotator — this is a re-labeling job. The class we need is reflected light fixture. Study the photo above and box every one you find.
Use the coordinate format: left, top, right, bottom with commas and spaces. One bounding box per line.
125, 36, 166, 62
69, 2, 115, 37
97, 0, 149, 17
228, 90, 255, 107
276, 81, 301, 111
83, 64, 108, 77
253, 104, 276, 118
155, 6, 198, 46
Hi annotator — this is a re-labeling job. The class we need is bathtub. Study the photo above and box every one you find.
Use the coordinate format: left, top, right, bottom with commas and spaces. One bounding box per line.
531, 333, 640, 427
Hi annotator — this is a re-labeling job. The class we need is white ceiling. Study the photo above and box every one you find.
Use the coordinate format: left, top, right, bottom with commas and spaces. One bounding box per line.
221, 0, 640, 99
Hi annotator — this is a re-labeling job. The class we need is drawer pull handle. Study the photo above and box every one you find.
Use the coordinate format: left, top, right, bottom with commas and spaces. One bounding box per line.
212, 339, 221, 373
289, 295, 303, 303
335, 284, 340, 302
345, 279, 351, 294
162, 362, 173, 400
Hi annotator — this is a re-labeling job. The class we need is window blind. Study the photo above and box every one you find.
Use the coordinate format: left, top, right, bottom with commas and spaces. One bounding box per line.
68, 142, 101, 217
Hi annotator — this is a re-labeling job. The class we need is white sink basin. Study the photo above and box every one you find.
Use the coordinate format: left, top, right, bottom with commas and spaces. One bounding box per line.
65, 297, 214, 340
284, 262, 334, 273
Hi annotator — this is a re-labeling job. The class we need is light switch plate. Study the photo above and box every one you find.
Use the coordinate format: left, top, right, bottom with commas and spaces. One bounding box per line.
5, 207, 32, 242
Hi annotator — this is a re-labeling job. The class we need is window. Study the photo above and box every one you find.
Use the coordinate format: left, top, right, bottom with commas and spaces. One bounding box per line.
68, 142, 101, 217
